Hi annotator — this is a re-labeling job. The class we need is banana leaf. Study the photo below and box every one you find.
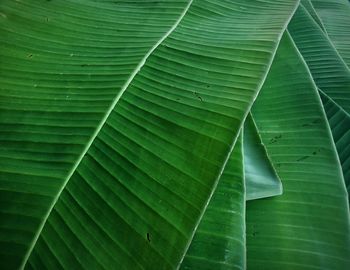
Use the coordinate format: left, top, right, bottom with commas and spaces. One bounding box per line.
310, 0, 350, 67
246, 32, 350, 270
0, 0, 299, 269
320, 92, 350, 200
181, 135, 245, 270
288, 4, 350, 200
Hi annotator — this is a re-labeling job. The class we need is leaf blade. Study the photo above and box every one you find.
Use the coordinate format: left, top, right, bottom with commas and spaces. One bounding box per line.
181, 135, 245, 270
311, 0, 350, 67
246, 31, 350, 270
288, 4, 350, 201
0, 0, 300, 268
0, 1, 194, 268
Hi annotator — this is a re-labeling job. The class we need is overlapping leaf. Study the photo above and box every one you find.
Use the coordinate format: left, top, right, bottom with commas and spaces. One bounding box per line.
246, 32, 350, 270
0, 0, 300, 269
1, 0, 350, 269
288, 4, 350, 200
321, 93, 350, 200
311, 0, 350, 67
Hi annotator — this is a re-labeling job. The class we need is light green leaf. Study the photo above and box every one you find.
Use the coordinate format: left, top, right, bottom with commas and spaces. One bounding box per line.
246, 32, 350, 270
0, 0, 299, 269
181, 135, 245, 270
244, 114, 282, 200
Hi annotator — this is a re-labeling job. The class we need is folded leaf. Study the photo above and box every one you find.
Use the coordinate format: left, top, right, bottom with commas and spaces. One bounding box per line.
246, 32, 350, 270
244, 113, 282, 200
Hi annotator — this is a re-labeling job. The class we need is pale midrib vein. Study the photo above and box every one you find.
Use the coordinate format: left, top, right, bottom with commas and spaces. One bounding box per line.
177, 1, 301, 269
19, 1, 194, 268
301, 4, 350, 74
310, 3, 350, 70
291, 6, 350, 117
241, 131, 247, 270
300, 1, 328, 35
318, 87, 350, 119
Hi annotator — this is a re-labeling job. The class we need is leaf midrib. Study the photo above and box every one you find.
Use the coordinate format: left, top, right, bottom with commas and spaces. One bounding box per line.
305, 3, 350, 73
176, 1, 301, 268
291, 5, 350, 118
19, 1, 194, 268
318, 87, 350, 119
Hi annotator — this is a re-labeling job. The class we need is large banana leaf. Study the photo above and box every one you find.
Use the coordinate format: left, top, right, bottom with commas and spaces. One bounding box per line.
246, 32, 350, 269
0, 0, 300, 269
288, 4, 350, 200
0, 0, 191, 268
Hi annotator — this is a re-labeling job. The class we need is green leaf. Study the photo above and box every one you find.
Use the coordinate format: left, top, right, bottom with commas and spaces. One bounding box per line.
0, 1, 191, 268
0, 0, 299, 269
288, 4, 350, 115
181, 134, 245, 270
288, 4, 350, 201
246, 32, 350, 269
311, 0, 350, 67
300, 0, 326, 31
320, 92, 350, 201
244, 114, 282, 200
